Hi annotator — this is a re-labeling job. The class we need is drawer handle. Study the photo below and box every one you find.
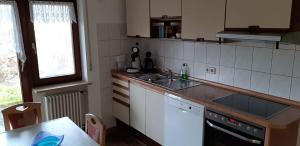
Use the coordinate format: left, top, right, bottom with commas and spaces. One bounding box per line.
206, 120, 262, 145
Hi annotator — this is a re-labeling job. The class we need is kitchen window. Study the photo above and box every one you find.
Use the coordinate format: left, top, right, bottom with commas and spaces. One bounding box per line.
27, 0, 82, 86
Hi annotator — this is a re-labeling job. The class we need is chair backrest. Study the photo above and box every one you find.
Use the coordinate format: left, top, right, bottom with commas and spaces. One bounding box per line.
1, 102, 42, 131
85, 113, 106, 146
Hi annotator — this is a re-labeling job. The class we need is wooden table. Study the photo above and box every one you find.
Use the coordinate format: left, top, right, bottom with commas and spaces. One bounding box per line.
0, 117, 100, 146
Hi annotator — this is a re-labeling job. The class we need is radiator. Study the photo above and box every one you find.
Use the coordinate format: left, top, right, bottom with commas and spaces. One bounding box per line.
43, 91, 84, 127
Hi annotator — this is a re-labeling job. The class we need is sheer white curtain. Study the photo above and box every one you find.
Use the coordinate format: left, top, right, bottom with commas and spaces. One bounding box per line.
0, 1, 26, 71
29, 1, 77, 78
29, 1, 77, 23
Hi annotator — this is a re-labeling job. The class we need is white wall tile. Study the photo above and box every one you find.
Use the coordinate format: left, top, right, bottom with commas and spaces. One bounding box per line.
108, 24, 121, 39
173, 41, 184, 59
234, 69, 251, 89
195, 42, 207, 63
148, 39, 161, 57
183, 41, 195, 61
250, 71, 270, 94
193, 62, 206, 79
155, 56, 165, 69
220, 45, 236, 67
235, 46, 253, 70
296, 45, 300, 51
99, 57, 111, 73
100, 72, 112, 88
219, 66, 234, 86
205, 64, 219, 82
99, 41, 110, 57
109, 40, 121, 56
279, 43, 296, 50
173, 59, 183, 74
164, 41, 175, 58
110, 56, 118, 69
97, 24, 109, 41
290, 78, 300, 102
206, 43, 221, 65
252, 47, 273, 73
183, 61, 194, 77
269, 75, 291, 99
293, 51, 300, 78
271, 49, 295, 76
120, 24, 127, 39
164, 57, 174, 71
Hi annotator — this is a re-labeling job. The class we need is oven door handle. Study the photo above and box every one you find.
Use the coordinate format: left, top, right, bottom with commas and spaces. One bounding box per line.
206, 120, 262, 145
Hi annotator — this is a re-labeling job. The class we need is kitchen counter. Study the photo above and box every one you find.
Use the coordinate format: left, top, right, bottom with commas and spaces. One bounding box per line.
112, 70, 300, 146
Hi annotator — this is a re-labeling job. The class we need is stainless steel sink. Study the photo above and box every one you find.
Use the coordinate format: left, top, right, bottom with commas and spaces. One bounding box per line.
136, 73, 168, 82
153, 78, 201, 90
136, 73, 202, 90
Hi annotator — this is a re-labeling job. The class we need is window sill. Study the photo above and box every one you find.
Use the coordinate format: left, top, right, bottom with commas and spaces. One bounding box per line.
32, 81, 91, 94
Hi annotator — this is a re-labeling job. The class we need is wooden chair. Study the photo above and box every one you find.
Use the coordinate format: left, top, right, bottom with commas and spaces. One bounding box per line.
85, 113, 106, 146
1, 102, 42, 131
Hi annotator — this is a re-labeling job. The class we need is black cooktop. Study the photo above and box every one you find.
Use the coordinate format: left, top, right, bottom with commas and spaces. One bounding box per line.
213, 93, 289, 119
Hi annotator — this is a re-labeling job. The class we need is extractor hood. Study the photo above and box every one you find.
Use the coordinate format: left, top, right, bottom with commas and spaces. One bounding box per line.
216, 31, 282, 49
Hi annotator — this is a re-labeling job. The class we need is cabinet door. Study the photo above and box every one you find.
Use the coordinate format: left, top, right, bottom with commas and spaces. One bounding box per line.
226, 0, 293, 29
145, 90, 164, 145
182, 0, 226, 40
130, 83, 146, 134
150, 0, 181, 17
126, 0, 150, 37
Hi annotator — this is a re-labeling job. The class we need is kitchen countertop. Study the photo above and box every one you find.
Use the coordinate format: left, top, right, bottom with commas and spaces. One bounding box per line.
111, 70, 300, 129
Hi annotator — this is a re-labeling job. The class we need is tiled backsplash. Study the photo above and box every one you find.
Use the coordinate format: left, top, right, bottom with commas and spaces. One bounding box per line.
142, 39, 300, 102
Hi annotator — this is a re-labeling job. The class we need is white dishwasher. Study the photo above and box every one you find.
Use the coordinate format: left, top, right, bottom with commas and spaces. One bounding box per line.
164, 93, 204, 146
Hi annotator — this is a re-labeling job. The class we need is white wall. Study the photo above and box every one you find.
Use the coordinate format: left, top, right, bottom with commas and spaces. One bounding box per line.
85, 0, 128, 127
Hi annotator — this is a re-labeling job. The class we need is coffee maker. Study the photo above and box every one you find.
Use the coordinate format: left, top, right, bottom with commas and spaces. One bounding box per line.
126, 46, 141, 73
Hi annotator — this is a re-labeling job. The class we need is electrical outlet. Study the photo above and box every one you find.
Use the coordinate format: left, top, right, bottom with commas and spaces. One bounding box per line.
206, 67, 217, 74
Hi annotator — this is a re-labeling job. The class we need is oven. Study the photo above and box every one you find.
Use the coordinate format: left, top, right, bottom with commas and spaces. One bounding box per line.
204, 109, 265, 146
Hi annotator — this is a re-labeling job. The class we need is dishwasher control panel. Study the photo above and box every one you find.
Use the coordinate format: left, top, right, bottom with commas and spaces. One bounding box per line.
205, 109, 265, 139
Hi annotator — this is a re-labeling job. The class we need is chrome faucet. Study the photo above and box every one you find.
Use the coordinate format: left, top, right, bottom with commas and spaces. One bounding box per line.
167, 68, 173, 81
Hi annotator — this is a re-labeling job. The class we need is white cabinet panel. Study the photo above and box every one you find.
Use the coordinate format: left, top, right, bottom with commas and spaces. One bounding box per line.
150, 0, 181, 17
226, 0, 293, 28
126, 0, 150, 37
146, 90, 164, 145
113, 101, 130, 125
182, 0, 226, 40
130, 83, 146, 134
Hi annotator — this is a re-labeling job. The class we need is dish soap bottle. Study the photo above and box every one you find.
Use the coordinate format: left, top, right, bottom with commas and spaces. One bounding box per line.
180, 63, 189, 80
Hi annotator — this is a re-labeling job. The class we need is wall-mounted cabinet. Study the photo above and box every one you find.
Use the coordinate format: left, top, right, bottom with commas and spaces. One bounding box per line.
126, 0, 150, 37
181, 0, 226, 41
225, 0, 293, 29
150, 0, 182, 18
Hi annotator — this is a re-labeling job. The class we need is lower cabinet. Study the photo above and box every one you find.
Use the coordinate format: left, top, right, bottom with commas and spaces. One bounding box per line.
130, 83, 165, 145
130, 83, 146, 134
145, 89, 164, 145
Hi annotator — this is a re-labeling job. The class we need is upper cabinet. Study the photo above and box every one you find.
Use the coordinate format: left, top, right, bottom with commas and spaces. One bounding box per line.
226, 0, 293, 29
181, 0, 226, 40
126, 0, 150, 37
150, 0, 182, 17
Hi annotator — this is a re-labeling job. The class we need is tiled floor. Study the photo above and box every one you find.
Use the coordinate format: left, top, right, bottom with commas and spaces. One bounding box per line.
106, 128, 146, 146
